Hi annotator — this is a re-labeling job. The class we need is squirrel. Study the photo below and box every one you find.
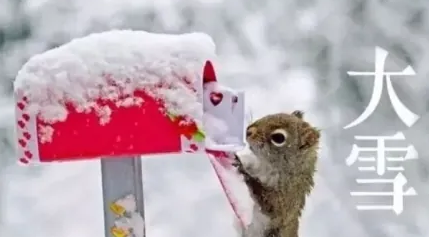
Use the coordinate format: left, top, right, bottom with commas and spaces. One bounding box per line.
233, 110, 320, 237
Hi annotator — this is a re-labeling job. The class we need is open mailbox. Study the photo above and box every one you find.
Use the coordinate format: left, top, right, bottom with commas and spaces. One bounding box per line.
13, 30, 246, 164
13, 30, 248, 237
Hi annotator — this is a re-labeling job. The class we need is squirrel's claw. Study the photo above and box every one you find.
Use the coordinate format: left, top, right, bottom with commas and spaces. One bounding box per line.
231, 154, 242, 167
233, 154, 251, 177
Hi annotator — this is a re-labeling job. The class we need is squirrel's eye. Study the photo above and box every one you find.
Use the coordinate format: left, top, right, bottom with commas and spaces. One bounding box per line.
270, 129, 287, 147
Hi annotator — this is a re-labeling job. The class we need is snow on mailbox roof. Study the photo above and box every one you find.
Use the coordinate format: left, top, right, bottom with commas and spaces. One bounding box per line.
14, 30, 216, 124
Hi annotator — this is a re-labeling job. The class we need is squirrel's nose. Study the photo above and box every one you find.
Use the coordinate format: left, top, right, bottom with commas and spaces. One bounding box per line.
246, 126, 256, 138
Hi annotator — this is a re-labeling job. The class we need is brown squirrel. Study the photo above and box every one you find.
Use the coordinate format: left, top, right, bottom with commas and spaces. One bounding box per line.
233, 110, 320, 237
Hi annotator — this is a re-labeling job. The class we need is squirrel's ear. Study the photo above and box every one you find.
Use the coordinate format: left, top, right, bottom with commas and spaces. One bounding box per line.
292, 110, 304, 119
298, 123, 320, 150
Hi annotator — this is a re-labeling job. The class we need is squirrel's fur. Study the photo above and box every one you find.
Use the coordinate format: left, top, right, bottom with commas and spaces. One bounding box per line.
234, 111, 320, 237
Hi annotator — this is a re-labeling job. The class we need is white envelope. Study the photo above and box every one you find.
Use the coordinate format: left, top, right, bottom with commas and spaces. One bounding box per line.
203, 81, 246, 152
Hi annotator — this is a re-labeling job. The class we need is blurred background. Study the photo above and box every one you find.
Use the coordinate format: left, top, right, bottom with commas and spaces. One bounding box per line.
1, 0, 429, 236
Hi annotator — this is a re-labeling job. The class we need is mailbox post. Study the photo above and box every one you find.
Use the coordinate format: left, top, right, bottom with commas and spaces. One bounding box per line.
101, 157, 145, 237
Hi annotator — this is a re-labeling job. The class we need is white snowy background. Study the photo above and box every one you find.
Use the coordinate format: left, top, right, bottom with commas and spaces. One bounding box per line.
1, 0, 429, 237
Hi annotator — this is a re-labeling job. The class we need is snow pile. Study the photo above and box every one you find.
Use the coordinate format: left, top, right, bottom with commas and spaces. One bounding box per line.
14, 30, 216, 126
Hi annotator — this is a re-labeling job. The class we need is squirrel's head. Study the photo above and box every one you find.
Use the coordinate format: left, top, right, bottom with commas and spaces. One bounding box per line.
245, 110, 320, 169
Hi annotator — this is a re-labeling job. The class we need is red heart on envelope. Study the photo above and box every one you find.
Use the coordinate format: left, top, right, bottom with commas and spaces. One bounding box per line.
210, 92, 223, 106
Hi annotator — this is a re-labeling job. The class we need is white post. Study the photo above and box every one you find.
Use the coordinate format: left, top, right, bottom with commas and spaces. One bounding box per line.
101, 157, 146, 237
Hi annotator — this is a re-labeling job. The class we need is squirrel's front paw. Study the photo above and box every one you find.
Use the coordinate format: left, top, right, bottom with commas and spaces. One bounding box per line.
234, 155, 257, 181
232, 154, 244, 169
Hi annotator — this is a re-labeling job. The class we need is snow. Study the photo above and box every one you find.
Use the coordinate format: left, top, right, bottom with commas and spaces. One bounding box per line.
38, 125, 54, 144
115, 97, 144, 108
14, 30, 216, 127
95, 105, 112, 125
